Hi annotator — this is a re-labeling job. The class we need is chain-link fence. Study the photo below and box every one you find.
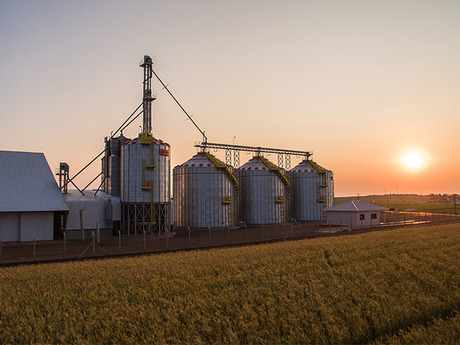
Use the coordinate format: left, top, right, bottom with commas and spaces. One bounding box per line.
1, 211, 459, 265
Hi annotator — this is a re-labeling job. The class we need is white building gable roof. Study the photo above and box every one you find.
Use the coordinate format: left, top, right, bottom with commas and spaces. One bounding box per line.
0, 151, 69, 212
325, 200, 388, 212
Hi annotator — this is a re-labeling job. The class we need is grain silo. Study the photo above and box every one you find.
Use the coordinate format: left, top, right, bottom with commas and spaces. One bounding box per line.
173, 152, 238, 229
101, 134, 129, 197
120, 55, 171, 234
289, 159, 334, 221
237, 156, 290, 225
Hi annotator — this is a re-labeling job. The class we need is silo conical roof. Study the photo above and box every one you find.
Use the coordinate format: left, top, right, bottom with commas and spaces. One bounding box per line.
290, 159, 330, 174
239, 156, 274, 171
176, 152, 227, 168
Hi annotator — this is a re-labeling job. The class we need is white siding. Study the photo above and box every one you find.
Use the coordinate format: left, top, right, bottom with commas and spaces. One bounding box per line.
326, 211, 381, 227
0, 213, 20, 241
65, 201, 108, 231
20, 212, 54, 241
0, 211, 53, 242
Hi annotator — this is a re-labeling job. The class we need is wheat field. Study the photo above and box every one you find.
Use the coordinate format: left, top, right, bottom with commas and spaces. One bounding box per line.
0, 223, 459, 344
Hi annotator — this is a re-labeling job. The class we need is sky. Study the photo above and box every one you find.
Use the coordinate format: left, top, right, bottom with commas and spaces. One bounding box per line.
1, 0, 459, 197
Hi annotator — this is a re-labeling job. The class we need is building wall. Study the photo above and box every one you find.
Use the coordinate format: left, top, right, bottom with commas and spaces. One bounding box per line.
326, 211, 381, 227
20, 212, 54, 241
65, 201, 108, 231
0, 211, 53, 242
0, 212, 20, 241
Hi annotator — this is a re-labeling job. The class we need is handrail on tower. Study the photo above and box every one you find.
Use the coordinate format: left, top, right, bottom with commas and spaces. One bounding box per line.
308, 159, 326, 174
195, 142, 312, 159
257, 155, 291, 193
202, 151, 239, 188
140, 55, 155, 135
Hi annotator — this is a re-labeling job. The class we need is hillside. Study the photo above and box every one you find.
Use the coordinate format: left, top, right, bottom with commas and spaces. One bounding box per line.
336, 194, 459, 213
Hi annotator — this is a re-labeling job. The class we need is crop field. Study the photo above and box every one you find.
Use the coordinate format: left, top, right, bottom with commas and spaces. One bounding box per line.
372, 312, 460, 344
0, 223, 459, 344
336, 194, 459, 213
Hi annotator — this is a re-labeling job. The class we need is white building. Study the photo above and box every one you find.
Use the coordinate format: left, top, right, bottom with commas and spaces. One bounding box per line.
0, 151, 69, 242
64, 190, 121, 239
325, 200, 388, 227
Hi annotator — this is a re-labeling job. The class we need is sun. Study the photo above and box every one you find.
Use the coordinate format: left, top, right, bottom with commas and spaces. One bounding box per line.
400, 149, 429, 172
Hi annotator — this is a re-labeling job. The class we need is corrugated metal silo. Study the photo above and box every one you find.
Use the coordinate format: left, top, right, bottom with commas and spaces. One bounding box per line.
173, 152, 238, 228
101, 135, 128, 197
237, 156, 290, 225
121, 134, 171, 234
289, 159, 334, 221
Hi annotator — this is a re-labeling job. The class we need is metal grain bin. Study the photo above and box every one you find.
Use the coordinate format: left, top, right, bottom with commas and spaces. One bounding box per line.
121, 134, 171, 234
173, 152, 238, 229
289, 159, 334, 221
237, 156, 290, 225
101, 135, 128, 197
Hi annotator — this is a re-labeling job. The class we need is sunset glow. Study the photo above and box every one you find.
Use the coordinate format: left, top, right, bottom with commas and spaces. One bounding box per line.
401, 149, 429, 172
0, 2, 459, 196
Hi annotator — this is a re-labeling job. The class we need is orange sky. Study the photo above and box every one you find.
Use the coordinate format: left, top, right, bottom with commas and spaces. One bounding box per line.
1, 1, 459, 196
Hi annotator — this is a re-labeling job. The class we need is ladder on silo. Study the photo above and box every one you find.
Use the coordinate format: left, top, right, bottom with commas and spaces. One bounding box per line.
203, 152, 239, 225
258, 155, 290, 222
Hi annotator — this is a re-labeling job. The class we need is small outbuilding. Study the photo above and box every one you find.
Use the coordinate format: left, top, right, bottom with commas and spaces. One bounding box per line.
64, 190, 121, 239
325, 200, 388, 227
0, 151, 69, 242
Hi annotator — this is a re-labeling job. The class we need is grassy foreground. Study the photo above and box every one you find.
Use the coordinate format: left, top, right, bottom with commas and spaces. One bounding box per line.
0, 224, 459, 344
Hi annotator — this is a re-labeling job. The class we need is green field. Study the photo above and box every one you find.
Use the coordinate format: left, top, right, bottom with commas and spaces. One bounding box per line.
0, 223, 459, 344
336, 194, 459, 213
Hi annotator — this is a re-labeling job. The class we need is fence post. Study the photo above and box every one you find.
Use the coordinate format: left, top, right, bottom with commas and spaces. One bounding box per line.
262, 223, 264, 240
262, 224, 265, 241
208, 227, 211, 246
227, 226, 230, 245
188, 226, 191, 248
166, 230, 169, 250
328, 221, 331, 234
63, 232, 67, 259
79, 208, 85, 241
97, 222, 100, 244
92, 231, 95, 256
291, 218, 297, 238
118, 230, 121, 254
276, 223, 279, 238
241, 222, 247, 243
143, 230, 146, 253
33, 236, 36, 261
290, 223, 293, 238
